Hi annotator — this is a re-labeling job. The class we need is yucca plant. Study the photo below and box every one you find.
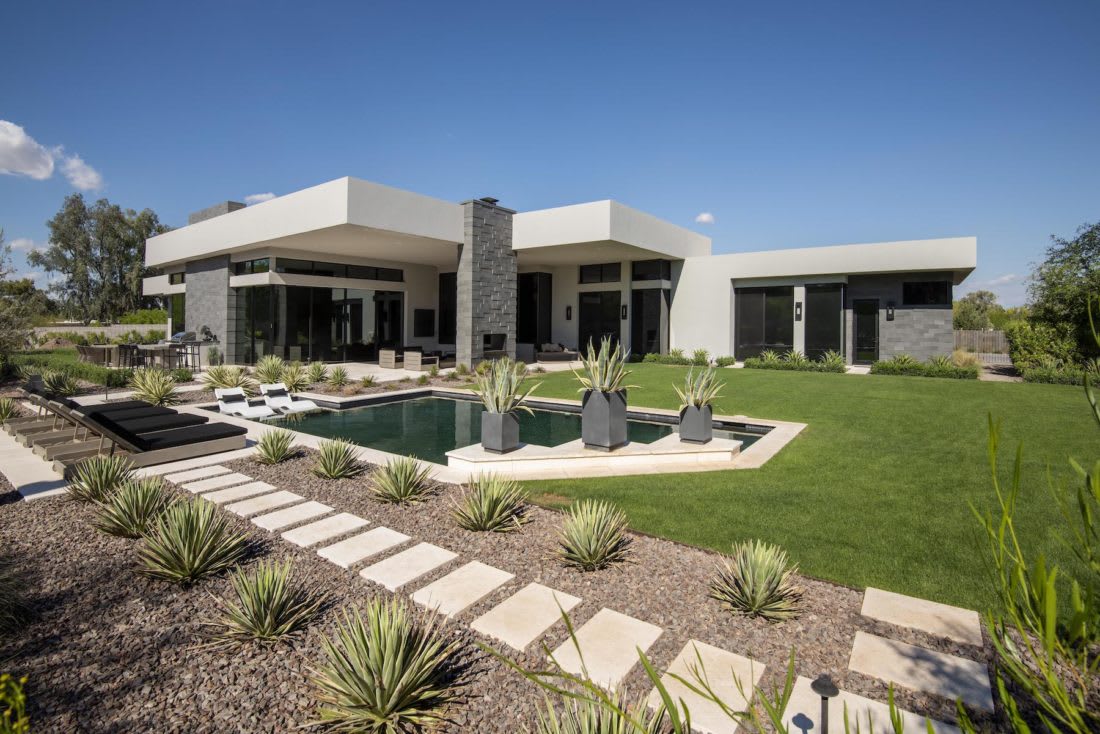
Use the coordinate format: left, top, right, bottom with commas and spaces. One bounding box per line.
310, 599, 459, 733
572, 337, 633, 394
0, 556, 31, 633
558, 499, 631, 571
92, 476, 176, 538
452, 474, 527, 532
281, 361, 310, 392
534, 694, 669, 734
473, 356, 537, 414
68, 455, 135, 503
200, 364, 259, 396
368, 456, 433, 504
312, 439, 363, 480
137, 498, 249, 584
709, 539, 802, 621
255, 428, 295, 465
360, 374, 376, 388
782, 350, 809, 367
759, 349, 782, 365
327, 366, 351, 388
207, 559, 324, 646
41, 369, 79, 398
129, 367, 181, 406
0, 397, 19, 422
307, 361, 329, 384
454, 362, 469, 377
818, 350, 847, 371
889, 353, 919, 368
929, 354, 953, 369
672, 367, 723, 410
254, 354, 286, 385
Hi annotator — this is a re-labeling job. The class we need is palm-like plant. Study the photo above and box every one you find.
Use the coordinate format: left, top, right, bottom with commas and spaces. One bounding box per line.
327, 366, 351, 388
452, 474, 528, 532
782, 351, 809, 367
281, 361, 310, 392
310, 599, 459, 733
129, 367, 181, 406
572, 337, 633, 393
68, 455, 135, 503
709, 539, 802, 621
672, 367, 723, 410
307, 361, 329, 384
207, 559, 324, 646
368, 456, 433, 504
889, 353, 919, 368
137, 498, 249, 584
312, 439, 363, 479
557, 499, 631, 571
360, 374, 376, 388
534, 694, 668, 734
254, 354, 286, 385
200, 364, 259, 396
0, 397, 19, 422
473, 357, 537, 414
255, 428, 296, 465
92, 477, 175, 538
42, 369, 79, 398
818, 350, 847, 371
759, 349, 782, 365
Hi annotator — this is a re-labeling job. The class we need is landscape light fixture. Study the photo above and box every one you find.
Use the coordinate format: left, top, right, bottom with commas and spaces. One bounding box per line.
810, 674, 840, 734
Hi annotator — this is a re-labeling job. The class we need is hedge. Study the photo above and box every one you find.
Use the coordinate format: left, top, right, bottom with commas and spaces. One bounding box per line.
870, 360, 980, 380
742, 358, 846, 374
1021, 366, 1088, 385
10, 349, 134, 387
118, 308, 168, 324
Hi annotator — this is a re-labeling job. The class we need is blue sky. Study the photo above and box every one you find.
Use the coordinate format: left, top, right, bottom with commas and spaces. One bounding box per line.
2, 1, 1098, 306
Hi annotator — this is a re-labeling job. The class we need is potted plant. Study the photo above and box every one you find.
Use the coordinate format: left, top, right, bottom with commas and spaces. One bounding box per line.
473, 356, 538, 453
573, 337, 634, 451
674, 366, 724, 444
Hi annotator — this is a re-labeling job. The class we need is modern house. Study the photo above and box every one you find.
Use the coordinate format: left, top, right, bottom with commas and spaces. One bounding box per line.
143, 176, 976, 366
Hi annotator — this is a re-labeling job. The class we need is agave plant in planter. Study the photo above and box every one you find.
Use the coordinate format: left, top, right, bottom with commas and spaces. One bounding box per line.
673, 367, 724, 444
472, 357, 537, 453
572, 337, 634, 451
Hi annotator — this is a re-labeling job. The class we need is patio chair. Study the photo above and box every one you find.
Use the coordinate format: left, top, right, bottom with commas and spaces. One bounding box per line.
378, 348, 402, 369
215, 388, 276, 419
404, 351, 438, 372
259, 383, 320, 414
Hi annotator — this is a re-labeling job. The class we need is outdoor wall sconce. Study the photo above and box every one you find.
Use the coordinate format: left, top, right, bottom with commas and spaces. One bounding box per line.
621, 305, 628, 320
886, 302, 896, 321
795, 302, 803, 321
565, 306, 572, 321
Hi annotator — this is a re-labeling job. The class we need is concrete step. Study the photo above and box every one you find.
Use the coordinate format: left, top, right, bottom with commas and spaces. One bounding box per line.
784, 675, 960, 734
646, 640, 764, 734
200, 481, 277, 505
281, 513, 369, 548
182, 472, 254, 493
162, 465, 231, 484
252, 501, 332, 532
317, 527, 410, 569
861, 587, 983, 646
224, 490, 305, 518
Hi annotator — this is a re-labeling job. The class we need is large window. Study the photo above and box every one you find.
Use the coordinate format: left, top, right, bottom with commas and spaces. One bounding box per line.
168, 293, 186, 333
631, 288, 669, 356
631, 260, 671, 281
578, 291, 621, 350
579, 262, 621, 284
168, 272, 185, 285
517, 272, 552, 345
275, 258, 403, 282
438, 273, 456, 344
804, 284, 844, 360
902, 281, 951, 305
734, 286, 794, 358
232, 258, 270, 275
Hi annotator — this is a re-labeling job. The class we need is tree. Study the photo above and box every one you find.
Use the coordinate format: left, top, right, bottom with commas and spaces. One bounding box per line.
1028, 221, 1100, 359
952, 289, 1003, 330
0, 278, 56, 320
0, 230, 33, 368
29, 194, 169, 323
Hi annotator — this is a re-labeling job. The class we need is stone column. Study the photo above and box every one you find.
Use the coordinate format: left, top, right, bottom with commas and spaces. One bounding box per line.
184, 255, 231, 357
456, 199, 517, 366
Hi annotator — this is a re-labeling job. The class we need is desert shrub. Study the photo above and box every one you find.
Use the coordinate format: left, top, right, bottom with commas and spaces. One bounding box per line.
137, 498, 249, 584
710, 539, 802, 621
951, 349, 982, 368
208, 559, 323, 646
0, 397, 18, 422
118, 308, 168, 324
452, 474, 528, 532
783, 351, 810, 367
714, 355, 737, 367
326, 366, 351, 388
673, 367, 723, 409
819, 350, 847, 371
573, 337, 633, 393
282, 362, 310, 392
255, 428, 296, 465
742, 350, 846, 373
454, 362, 469, 376
129, 367, 181, 406
428, 365, 439, 378
0, 557, 32, 633
92, 477, 175, 538
369, 456, 433, 504
200, 364, 259, 395
870, 355, 980, 379
1021, 365, 1086, 385
557, 499, 631, 571
359, 374, 376, 388
68, 455, 135, 503
0, 673, 29, 734
41, 369, 79, 397
642, 348, 691, 366
690, 348, 709, 366
416, 374, 429, 385
206, 345, 223, 366
254, 354, 286, 385
311, 600, 459, 733
170, 367, 193, 382
307, 361, 329, 384
312, 439, 363, 480
1004, 320, 1077, 369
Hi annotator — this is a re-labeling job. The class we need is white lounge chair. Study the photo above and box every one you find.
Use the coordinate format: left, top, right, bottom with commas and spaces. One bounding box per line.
260, 383, 320, 414
214, 388, 276, 419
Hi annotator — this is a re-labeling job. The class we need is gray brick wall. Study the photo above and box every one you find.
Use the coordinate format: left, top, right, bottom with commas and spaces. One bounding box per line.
456, 200, 517, 366
846, 273, 954, 362
185, 255, 231, 352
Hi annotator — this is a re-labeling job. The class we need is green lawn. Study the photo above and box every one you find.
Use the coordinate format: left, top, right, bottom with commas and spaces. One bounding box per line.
520, 364, 1096, 611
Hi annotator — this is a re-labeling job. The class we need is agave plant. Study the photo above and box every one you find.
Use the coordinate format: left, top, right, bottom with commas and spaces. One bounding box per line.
473, 356, 538, 414
534, 694, 669, 734
92, 476, 176, 538
200, 364, 259, 396
558, 499, 631, 571
782, 350, 809, 367
452, 474, 528, 532
572, 337, 634, 394
281, 361, 310, 392
255, 428, 296, 465
137, 498, 249, 584
709, 539, 802, 622
310, 599, 459, 732
254, 354, 286, 385
129, 367, 181, 406
818, 350, 847, 371
207, 559, 324, 646
929, 354, 953, 369
359, 374, 376, 388
758, 349, 782, 365
41, 369, 79, 398
312, 439, 363, 480
307, 361, 329, 384
327, 366, 351, 388
672, 367, 723, 409
68, 455, 135, 503
0, 397, 19, 422
889, 353, 919, 368
368, 455, 433, 504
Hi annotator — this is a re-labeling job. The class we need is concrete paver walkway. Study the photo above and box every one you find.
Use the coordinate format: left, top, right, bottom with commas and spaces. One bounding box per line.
225, 490, 305, 517
317, 527, 409, 569
411, 561, 513, 618
471, 582, 582, 652
360, 542, 458, 591
282, 513, 369, 547
647, 641, 763, 734
252, 500, 332, 531
784, 675, 960, 734
550, 608, 663, 690
201, 481, 277, 504
862, 587, 983, 646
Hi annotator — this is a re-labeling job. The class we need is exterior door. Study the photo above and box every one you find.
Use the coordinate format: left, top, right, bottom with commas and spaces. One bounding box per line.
853, 299, 879, 363
578, 291, 621, 352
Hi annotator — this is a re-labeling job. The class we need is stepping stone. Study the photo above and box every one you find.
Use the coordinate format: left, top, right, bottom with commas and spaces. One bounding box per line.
471, 582, 582, 651
360, 543, 457, 591
318, 527, 410, 569
201, 481, 277, 505
784, 675, 960, 734
225, 490, 305, 517
182, 472, 253, 493
252, 501, 332, 532
646, 641, 764, 734
411, 561, 514, 618
163, 465, 231, 484
282, 513, 369, 547
849, 632, 993, 712
550, 608, 663, 689
862, 587, 983, 646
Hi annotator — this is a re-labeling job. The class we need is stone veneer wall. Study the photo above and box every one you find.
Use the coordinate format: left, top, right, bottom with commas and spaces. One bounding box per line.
845, 273, 954, 363
184, 255, 231, 351
456, 199, 517, 366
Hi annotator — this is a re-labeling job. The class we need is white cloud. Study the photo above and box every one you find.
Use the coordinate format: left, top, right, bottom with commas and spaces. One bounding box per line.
59, 153, 104, 191
694, 212, 715, 224
245, 192, 276, 205
0, 120, 55, 180
986, 273, 1019, 287
9, 237, 44, 251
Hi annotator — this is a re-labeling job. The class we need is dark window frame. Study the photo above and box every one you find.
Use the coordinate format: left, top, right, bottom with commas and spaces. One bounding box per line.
902, 281, 951, 306
579, 262, 621, 284
273, 258, 403, 283
232, 258, 270, 276
631, 259, 671, 281
168, 272, 185, 285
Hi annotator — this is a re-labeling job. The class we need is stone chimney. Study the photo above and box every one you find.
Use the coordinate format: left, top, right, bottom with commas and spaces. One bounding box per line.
456, 198, 517, 366
188, 201, 246, 225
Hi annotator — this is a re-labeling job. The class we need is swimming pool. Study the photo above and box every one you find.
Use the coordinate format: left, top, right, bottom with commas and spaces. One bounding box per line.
266, 396, 764, 465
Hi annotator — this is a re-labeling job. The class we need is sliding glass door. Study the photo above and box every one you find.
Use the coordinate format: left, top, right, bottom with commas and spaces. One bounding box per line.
631, 288, 668, 356
578, 291, 621, 351
804, 284, 844, 360
734, 286, 794, 358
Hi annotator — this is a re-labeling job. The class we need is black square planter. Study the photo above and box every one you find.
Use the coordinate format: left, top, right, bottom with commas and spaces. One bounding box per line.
481, 411, 520, 453
678, 405, 713, 444
581, 389, 628, 451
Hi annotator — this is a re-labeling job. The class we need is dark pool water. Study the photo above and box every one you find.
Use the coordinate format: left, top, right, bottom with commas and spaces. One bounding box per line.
268, 396, 759, 465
